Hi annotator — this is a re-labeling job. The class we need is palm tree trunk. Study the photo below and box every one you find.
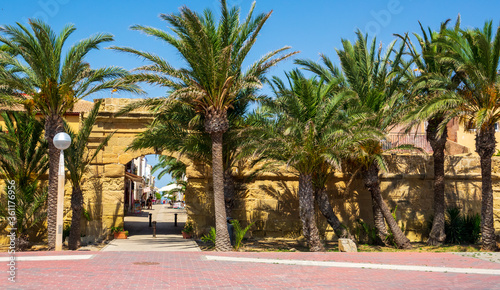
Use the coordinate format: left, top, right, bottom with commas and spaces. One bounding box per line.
298, 173, 324, 251
45, 114, 64, 250
68, 185, 83, 250
476, 127, 498, 251
363, 168, 389, 245
365, 163, 411, 249
223, 168, 236, 217
211, 132, 232, 251
315, 187, 355, 240
426, 117, 447, 245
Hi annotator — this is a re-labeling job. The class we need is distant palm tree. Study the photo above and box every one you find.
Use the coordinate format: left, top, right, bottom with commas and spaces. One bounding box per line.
64, 100, 114, 250
430, 21, 500, 251
0, 19, 141, 249
398, 17, 460, 245
246, 70, 372, 251
112, 0, 296, 251
0, 111, 48, 249
152, 155, 186, 183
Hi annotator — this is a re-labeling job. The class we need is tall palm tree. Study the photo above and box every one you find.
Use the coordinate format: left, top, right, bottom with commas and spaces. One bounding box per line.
0, 111, 48, 249
0, 19, 141, 249
127, 89, 252, 217
302, 31, 412, 248
293, 59, 361, 241
246, 69, 372, 251
64, 100, 114, 250
431, 21, 500, 251
399, 18, 460, 245
112, 0, 296, 251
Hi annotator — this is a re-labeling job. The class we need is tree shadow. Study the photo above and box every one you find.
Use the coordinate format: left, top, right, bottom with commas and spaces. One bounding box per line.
83, 168, 104, 242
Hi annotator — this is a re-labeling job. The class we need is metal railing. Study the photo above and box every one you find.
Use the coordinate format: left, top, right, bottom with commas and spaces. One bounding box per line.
381, 133, 432, 153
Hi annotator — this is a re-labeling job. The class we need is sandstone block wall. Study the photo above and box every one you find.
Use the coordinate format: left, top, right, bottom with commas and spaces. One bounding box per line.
186, 154, 499, 242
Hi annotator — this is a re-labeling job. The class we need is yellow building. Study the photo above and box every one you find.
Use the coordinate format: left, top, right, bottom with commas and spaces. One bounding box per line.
0, 99, 93, 133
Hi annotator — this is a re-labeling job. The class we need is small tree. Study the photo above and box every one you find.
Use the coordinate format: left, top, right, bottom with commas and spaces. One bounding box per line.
64, 100, 114, 250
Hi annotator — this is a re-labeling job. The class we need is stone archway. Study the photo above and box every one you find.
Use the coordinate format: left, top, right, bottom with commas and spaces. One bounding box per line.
79, 98, 205, 241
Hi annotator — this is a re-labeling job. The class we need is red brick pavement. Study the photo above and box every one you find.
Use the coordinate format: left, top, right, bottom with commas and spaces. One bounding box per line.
2, 251, 500, 289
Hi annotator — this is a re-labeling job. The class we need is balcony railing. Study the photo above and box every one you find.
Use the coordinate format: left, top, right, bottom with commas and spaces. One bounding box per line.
381, 133, 432, 153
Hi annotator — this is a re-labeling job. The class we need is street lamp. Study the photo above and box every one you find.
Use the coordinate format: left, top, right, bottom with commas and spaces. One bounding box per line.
53, 132, 71, 251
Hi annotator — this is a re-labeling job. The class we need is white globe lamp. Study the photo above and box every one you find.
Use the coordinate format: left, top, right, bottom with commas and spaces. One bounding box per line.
53, 132, 71, 150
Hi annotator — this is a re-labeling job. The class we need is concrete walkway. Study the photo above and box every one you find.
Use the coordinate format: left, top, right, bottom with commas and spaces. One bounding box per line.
102, 204, 200, 251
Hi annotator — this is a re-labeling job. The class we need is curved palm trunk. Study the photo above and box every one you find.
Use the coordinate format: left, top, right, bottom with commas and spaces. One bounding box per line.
298, 173, 324, 251
364, 163, 411, 249
68, 185, 83, 250
315, 187, 354, 240
223, 168, 236, 217
363, 168, 389, 245
476, 127, 498, 251
45, 114, 64, 250
426, 117, 447, 245
211, 132, 232, 251
372, 196, 389, 245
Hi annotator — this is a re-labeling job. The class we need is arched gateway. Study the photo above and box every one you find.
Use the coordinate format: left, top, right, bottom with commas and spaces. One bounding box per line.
80, 98, 209, 241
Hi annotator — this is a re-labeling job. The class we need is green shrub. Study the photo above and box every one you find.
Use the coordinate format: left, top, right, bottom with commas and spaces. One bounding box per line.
230, 219, 255, 251
201, 227, 216, 248
355, 219, 378, 245
355, 206, 405, 247
445, 207, 481, 244
182, 222, 194, 234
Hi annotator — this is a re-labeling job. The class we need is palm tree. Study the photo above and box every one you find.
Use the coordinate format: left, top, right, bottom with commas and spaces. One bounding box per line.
293, 60, 363, 241
0, 19, 141, 249
0, 111, 48, 249
152, 155, 186, 183
301, 31, 411, 248
112, 0, 296, 251
246, 69, 372, 251
431, 21, 500, 251
398, 18, 460, 245
64, 100, 114, 250
128, 89, 256, 217
0, 45, 19, 106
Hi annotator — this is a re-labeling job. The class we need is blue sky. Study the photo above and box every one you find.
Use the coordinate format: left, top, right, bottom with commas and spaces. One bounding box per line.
2, 0, 500, 188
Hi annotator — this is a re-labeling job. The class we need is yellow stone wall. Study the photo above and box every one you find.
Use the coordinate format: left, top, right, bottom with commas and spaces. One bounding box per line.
186, 154, 499, 242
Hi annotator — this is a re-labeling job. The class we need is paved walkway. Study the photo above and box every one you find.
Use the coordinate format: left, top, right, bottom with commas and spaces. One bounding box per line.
101, 204, 200, 252
3, 251, 500, 289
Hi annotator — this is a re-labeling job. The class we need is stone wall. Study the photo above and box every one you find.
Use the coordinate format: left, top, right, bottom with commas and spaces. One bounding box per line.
186, 154, 499, 242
